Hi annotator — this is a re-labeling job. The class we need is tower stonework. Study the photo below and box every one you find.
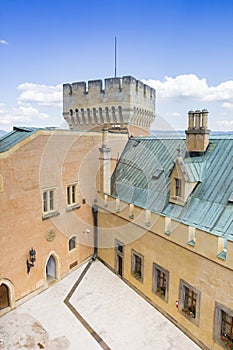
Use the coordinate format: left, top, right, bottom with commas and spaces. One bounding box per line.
63, 76, 156, 136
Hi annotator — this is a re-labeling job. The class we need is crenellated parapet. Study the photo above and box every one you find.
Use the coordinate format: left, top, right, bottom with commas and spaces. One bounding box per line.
63, 76, 156, 135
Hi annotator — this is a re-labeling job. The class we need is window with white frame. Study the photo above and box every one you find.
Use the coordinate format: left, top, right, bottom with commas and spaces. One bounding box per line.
131, 250, 143, 282
153, 263, 169, 302
66, 183, 79, 207
42, 188, 58, 218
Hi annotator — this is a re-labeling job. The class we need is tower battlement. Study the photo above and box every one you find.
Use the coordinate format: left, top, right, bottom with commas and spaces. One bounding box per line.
63, 76, 155, 99
63, 76, 156, 136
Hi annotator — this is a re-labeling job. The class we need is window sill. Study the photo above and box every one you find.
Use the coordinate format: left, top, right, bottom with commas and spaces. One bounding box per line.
66, 204, 81, 212
182, 308, 195, 319
42, 211, 60, 220
169, 196, 185, 206
132, 272, 143, 283
155, 289, 166, 300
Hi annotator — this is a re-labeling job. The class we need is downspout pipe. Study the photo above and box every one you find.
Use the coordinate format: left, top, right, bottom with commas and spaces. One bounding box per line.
92, 200, 98, 261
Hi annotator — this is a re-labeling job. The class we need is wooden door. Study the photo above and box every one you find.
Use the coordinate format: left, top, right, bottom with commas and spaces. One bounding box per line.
0, 284, 9, 309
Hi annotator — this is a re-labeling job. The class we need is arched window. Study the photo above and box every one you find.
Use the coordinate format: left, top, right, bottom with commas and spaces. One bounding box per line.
69, 236, 76, 251
0, 284, 9, 309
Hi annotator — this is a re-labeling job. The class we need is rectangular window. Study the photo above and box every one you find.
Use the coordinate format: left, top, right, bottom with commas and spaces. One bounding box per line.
42, 189, 55, 213
179, 279, 201, 324
49, 190, 54, 211
214, 302, 233, 348
153, 263, 169, 302
221, 311, 233, 341
43, 191, 48, 212
115, 240, 124, 254
175, 178, 182, 197
131, 250, 143, 282
42, 187, 59, 220
184, 286, 196, 317
67, 183, 79, 207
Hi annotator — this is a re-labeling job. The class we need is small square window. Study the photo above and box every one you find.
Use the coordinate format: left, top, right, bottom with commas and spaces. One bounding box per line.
153, 263, 169, 302
115, 240, 124, 255
131, 250, 143, 282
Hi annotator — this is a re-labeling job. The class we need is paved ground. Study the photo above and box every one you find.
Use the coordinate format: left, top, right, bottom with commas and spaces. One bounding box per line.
0, 260, 201, 350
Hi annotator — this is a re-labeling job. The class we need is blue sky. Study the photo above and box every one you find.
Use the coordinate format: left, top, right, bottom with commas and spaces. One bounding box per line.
1, 0, 233, 132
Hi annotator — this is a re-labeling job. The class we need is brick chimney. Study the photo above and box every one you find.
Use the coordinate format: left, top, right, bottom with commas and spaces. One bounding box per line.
185, 109, 210, 153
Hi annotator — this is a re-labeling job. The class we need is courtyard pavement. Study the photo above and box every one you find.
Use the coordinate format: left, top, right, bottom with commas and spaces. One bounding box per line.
0, 260, 201, 350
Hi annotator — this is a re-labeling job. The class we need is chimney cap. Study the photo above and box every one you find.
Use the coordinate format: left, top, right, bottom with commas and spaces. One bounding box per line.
194, 109, 201, 113
202, 108, 209, 112
188, 110, 194, 114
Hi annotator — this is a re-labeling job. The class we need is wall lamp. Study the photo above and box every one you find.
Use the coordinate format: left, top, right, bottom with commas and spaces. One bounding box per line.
26, 248, 36, 274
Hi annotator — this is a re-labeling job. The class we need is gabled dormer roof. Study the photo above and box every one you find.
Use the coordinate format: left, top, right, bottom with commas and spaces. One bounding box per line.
174, 156, 206, 183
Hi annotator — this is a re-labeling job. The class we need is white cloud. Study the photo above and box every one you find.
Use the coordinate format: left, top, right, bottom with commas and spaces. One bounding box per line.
144, 75, 208, 100
143, 74, 233, 107
222, 102, 233, 110
168, 112, 182, 118
216, 120, 233, 131
0, 39, 8, 45
0, 105, 48, 129
17, 83, 62, 107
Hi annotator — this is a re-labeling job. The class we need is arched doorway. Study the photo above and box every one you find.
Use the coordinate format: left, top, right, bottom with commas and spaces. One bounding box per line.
46, 255, 56, 282
0, 284, 9, 310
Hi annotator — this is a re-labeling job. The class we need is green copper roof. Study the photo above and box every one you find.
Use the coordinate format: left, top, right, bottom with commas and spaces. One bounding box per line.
112, 136, 233, 237
0, 126, 38, 153
0, 126, 61, 153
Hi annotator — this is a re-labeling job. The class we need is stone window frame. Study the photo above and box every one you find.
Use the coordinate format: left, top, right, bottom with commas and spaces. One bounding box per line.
131, 249, 144, 283
179, 279, 201, 326
152, 262, 169, 302
214, 302, 233, 348
115, 239, 124, 277
42, 187, 59, 220
115, 239, 124, 255
68, 235, 77, 252
66, 182, 80, 211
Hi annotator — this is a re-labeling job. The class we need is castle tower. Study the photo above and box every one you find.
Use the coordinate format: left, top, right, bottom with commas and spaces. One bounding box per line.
185, 109, 210, 153
63, 76, 156, 136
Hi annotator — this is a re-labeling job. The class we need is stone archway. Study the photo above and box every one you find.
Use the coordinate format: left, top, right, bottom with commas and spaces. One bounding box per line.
0, 279, 15, 313
0, 284, 9, 309
45, 252, 60, 283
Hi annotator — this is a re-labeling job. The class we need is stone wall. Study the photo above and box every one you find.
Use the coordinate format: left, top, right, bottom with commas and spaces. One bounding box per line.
63, 76, 155, 135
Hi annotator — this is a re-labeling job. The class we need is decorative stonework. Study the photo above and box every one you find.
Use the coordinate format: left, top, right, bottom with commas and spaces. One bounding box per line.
63, 76, 155, 134
46, 228, 56, 242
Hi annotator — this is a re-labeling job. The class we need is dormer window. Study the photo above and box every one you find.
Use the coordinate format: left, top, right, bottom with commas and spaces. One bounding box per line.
175, 178, 182, 197
170, 153, 204, 206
